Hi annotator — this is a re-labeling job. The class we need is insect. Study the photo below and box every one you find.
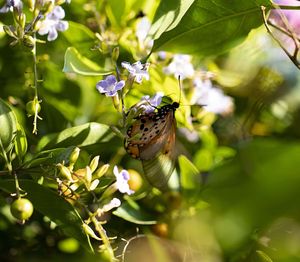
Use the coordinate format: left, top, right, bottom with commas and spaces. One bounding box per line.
124, 100, 179, 191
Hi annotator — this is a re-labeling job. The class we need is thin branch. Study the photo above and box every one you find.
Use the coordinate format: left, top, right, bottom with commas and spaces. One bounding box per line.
261, 6, 300, 70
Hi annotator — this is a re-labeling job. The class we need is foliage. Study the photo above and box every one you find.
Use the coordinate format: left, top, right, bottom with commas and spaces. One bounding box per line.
1, 0, 300, 261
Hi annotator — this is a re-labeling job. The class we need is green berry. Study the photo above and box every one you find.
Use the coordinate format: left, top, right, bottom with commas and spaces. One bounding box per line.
10, 198, 34, 221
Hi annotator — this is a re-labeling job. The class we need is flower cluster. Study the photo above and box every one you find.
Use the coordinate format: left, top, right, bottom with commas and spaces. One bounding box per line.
1, 0, 69, 43
192, 77, 234, 115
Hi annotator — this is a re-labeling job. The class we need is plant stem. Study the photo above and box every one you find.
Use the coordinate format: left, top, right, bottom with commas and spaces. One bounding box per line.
90, 215, 116, 261
32, 33, 40, 134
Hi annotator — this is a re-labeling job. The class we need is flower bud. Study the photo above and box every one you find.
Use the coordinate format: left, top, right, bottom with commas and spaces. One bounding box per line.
84, 166, 92, 188
43, 0, 54, 14
26, 0, 35, 11
22, 35, 35, 50
89, 179, 99, 191
3, 25, 16, 38
112, 47, 119, 62
93, 164, 109, 179
82, 223, 101, 240
19, 13, 26, 29
89, 156, 99, 173
69, 147, 80, 167
57, 163, 73, 181
112, 94, 120, 112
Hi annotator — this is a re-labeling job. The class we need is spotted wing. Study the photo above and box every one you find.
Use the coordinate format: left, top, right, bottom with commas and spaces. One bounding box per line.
125, 112, 173, 160
141, 119, 177, 191
139, 111, 175, 160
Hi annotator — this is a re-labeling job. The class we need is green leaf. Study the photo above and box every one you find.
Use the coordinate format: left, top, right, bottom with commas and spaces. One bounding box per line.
193, 149, 213, 172
256, 250, 273, 262
63, 21, 95, 46
0, 98, 18, 154
179, 155, 200, 190
14, 123, 27, 162
24, 147, 76, 169
149, 0, 195, 40
63, 47, 113, 76
151, 0, 272, 56
36, 122, 113, 151
0, 180, 93, 252
113, 201, 157, 225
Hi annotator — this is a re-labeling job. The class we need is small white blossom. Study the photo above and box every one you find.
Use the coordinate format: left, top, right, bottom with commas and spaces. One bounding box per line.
121, 61, 150, 83
192, 77, 234, 115
136, 17, 151, 43
163, 54, 194, 79
158, 51, 167, 60
140, 92, 164, 113
113, 166, 134, 195
179, 127, 199, 142
135, 16, 154, 50
37, 6, 69, 41
102, 198, 121, 212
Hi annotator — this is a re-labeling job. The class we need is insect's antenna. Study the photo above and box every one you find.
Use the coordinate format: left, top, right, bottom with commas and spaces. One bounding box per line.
177, 75, 182, 104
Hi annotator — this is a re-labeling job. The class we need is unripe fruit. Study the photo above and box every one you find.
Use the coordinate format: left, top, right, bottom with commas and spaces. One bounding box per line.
127, 169, 143, 192
26, 99, 41, 116
10, 198, 34, 221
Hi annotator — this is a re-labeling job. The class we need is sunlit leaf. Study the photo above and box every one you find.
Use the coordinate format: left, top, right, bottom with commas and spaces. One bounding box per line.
36, 122, 113, 151
149, 0, 195, 39
151, 0, 272, 56
179, 155, 200, 190
63, 47, 113, 76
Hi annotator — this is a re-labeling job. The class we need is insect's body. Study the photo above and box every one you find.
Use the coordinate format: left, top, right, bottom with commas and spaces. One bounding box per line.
124, 102, 179, 191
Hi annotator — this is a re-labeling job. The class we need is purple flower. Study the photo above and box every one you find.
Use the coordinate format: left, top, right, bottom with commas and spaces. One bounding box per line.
0, 0, 22, 13
37, 6, 69, 41
113, 166, 134, 195
140, 92, 164, 113
96, 75, 125, 97
121, 61, 150, 83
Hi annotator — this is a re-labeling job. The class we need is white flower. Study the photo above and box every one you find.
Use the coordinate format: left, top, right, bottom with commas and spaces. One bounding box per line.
121, 61, 150, 83
37, 6, 69, 41
102, 198, 121, 212
136, 17, 151, 43
179, 127, 199, 142
192, 77, 234, 115
113, 166, 134, 195
140, 92, 164, 113
135, 16, 154, 50
163, 54, 194, 79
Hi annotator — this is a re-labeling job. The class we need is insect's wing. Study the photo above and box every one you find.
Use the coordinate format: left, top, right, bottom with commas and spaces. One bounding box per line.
141, 119, 177, 191
139, 112, 175, 160
125, 112, 173, 160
